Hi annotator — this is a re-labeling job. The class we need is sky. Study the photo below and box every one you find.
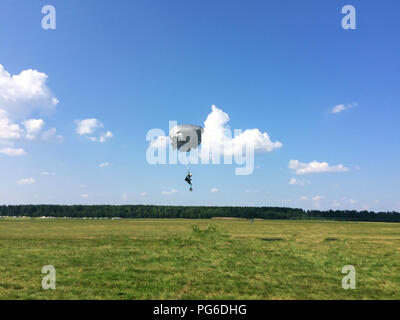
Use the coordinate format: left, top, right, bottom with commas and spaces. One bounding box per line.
0, 0, 399, 211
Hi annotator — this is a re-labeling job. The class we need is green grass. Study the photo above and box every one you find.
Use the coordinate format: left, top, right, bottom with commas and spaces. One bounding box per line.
0, 218, 399, 299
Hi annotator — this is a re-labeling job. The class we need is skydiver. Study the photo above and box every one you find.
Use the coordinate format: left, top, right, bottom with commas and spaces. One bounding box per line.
185, 172, 193, 192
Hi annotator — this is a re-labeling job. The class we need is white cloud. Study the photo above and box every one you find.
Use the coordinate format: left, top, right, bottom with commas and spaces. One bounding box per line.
0, 110, 23, 139
0, 65, 61, 156
17, 177, 35, 185
75, 119, 113, 143
75, 119, 103, 135
140, 192, 148, 196
24, 119, 45, 140
330, 103, 357, 114
99, 131, 113, 143
81, 193, 89, 198
201, 105, 282, 156
99, 162, 110, 168
0, 110, 62, 145
299, 196, 308, 201
0, 64, 59, 119
0, 67, 61, 155
0, 147, 26, 156
210, 188, 219, 193
149, 105, 281, 166
161, 189, 178, 195
331, 104, 346, 114
289, 160, 349, 175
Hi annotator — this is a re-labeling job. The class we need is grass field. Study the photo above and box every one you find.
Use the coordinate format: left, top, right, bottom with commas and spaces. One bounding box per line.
0, 218, 399, 299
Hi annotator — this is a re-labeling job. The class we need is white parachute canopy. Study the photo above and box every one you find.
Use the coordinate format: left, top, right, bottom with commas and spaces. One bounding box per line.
169, 124, 203, 152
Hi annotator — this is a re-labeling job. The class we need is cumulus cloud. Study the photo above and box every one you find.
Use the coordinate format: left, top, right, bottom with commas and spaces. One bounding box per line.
299, 196, 308, 201
75, 119, 103, 135
150, 105, 282, 158
0, 147, 26, 156
140, 192, 148, 196
17, 177, 35, 185
75, 119, 113, 143
147, 105, 281, 175
210, 188, 219, 193
0, 64, 58, 119
0, 110, 63, 150
0, 109, 23, 140
161, 189, 178, 195
99, 131, 113, 143
289, 160, 349, 175
24, 119, 45, 140
81, 193, 89, 198
330, 103, 357, 114
0, 65, 62, 155
201, 105, 282, 156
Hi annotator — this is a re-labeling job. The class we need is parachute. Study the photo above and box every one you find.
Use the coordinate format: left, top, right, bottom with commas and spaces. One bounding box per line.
169, 124, 203, 191
169, 124, 203, 152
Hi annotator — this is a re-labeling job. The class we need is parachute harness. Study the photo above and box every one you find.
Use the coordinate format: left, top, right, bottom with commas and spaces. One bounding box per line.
185, 171, 193, 192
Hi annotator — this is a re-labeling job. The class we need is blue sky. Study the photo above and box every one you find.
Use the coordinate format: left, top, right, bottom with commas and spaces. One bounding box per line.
0, 0, 399, 211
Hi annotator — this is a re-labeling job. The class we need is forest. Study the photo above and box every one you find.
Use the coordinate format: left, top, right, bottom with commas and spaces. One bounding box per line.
1, 205, 400, 222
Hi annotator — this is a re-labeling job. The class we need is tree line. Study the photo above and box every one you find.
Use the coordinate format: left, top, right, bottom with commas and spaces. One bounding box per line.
0, 205, 400, 222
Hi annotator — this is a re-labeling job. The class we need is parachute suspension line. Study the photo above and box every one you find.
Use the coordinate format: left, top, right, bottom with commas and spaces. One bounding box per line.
185, 151, 191, 177
185, 162, 193, 192
169, 124, 203, 193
